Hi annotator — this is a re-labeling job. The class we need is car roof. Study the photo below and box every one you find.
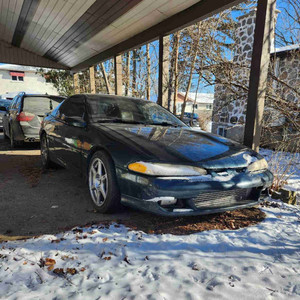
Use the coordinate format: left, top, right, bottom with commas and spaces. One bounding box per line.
80, 93, 151, 104
22, 93, 65, 98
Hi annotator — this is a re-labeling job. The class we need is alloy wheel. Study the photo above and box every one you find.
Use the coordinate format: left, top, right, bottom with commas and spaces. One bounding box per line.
89, 158, 108, 206
41, 135, 48, 166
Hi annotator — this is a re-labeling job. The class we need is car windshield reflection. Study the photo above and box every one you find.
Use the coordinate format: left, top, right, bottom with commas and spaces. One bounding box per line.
87, 96, 186, 128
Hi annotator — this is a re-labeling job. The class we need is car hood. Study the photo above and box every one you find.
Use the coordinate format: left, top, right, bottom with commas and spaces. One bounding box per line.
96, 124, 259, 169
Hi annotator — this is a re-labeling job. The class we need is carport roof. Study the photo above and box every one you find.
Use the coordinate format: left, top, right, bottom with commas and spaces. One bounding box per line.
0, 0, 241, 71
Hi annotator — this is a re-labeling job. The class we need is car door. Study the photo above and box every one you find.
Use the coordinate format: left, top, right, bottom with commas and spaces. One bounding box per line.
54, 95, 87, 169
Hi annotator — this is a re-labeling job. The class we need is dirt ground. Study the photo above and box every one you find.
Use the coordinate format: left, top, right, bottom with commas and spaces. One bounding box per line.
0, 132, 265, 240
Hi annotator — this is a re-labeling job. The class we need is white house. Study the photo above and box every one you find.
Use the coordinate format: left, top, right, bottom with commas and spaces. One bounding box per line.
0, 64, 58, 99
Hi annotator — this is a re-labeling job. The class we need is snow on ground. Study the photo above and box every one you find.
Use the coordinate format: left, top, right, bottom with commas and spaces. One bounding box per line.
260, 148, 300, 193
0, 202, 300, 300
0, 148, 299, 300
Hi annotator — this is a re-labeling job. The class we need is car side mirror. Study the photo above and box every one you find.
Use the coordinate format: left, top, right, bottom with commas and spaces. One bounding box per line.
0, 106, 7, 112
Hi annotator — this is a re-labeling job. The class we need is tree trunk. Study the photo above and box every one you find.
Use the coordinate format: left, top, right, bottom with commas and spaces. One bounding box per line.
100, 62, 112, 94
132, 49, 137, 97
125, 52, 130, 96
180, 25, 200, 120
146, 44, 151, 100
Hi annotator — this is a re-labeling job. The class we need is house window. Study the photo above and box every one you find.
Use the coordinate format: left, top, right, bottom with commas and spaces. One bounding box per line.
193, 104, 198, 109
206, 104, 212, 110
10, 71, 24, 81
218, 126, 227, 137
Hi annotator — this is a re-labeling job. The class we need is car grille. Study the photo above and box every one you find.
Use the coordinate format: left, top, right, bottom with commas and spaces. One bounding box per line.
192, 188, 254, 209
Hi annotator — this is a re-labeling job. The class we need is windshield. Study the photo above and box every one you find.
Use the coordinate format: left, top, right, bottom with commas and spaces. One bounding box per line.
23, 97, 63, 115
0, 99, 11, 109
87, 97, 187, 127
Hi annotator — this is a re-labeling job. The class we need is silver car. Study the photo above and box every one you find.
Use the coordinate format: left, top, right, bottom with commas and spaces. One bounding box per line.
2, 92, 65, 147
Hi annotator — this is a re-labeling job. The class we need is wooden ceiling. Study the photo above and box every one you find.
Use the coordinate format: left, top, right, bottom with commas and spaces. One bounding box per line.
0, 0, 241, 70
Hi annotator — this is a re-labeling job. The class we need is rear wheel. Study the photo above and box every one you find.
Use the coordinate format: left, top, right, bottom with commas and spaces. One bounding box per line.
41, 134, 52, 169
3, 126, 8, 139
9, 127, 16, 148
88, 151, 121, 213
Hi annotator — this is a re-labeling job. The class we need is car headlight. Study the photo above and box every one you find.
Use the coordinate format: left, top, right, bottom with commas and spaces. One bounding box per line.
128, 162, 207, 176
247, 158, 268, 173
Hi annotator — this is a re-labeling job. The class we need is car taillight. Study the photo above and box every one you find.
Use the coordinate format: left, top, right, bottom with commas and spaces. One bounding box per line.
16, 112, 34, 122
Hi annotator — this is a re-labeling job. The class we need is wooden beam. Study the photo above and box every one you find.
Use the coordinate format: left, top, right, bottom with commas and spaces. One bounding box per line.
89, 66, 96, 94
243, 0, 276, 151
73, 73, 80, 94
158, 36, 169, 108
0, 39, 68, 70
114, 54, 123, 96
71, 0, 242, 71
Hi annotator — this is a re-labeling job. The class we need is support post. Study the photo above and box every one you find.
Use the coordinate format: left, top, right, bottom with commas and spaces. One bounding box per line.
158, 35, 169, 108
114, 54, 123, 96
243, 0, 276, 151
73, 73, 80, 94
89, 66, 96, 93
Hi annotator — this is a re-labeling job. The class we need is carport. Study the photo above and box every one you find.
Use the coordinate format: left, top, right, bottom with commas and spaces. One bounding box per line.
0, 0, 276, 150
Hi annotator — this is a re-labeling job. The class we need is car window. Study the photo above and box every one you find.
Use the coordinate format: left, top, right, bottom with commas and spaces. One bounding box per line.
59, 96, 85, 121
0, 99, 11, 109
23, 96, 63, 115
10, 95, 19, 109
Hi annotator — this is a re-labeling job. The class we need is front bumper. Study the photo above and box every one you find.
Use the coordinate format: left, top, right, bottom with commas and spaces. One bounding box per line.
117, 169, 273, 216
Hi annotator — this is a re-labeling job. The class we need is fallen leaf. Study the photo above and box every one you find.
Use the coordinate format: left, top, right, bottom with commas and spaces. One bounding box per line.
51, 239, 61, 244
53, 268, 64, 275
47, 265, 54, 271
45, 258, 56, 266
23, 261, 27, 265
66, 268, 77, 275
102, 237, 108, 242
103, 256, 111, 261
80, 267, 86, 272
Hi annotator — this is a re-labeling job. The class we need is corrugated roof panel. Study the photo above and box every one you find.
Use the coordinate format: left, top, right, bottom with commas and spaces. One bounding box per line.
21, 0, 96, 55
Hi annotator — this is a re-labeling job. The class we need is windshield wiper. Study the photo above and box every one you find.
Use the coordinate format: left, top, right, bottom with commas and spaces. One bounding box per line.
150, 121, 179, 127
96, 119, 148, 125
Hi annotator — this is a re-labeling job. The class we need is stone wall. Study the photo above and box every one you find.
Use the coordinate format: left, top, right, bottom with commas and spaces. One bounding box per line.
212, 9, 280, 142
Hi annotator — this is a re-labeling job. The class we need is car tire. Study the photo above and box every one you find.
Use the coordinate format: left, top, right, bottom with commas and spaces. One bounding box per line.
3, 126, 8, 139
9, 127, 16, 148
88, 151, 121, 213
41, 133, 53, 169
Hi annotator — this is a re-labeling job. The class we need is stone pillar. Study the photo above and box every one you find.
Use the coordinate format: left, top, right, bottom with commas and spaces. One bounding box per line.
114, 54, 123, 96
73, 73, 80, 94
89, 66, 96, 94
158, 35, 169, 108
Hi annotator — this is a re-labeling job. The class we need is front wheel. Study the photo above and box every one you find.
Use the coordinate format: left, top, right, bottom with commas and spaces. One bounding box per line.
41, 134, 52, 169
88, 151, 121, 213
